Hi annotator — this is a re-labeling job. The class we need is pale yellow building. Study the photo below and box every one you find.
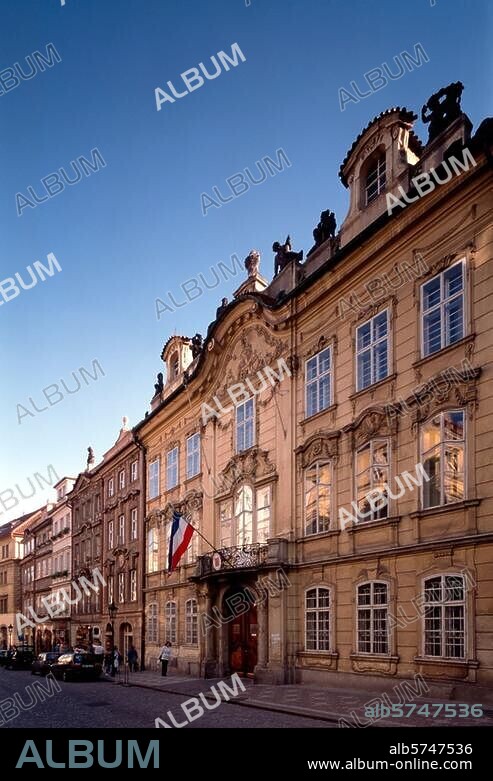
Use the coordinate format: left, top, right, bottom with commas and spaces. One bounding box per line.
138, 86, 493, 695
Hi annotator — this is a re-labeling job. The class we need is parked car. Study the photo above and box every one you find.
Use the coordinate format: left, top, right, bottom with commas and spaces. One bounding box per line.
0, 649, 12, 667
6, 648, 35, 670
31, 652, 61, 676
51, 652, 102, 681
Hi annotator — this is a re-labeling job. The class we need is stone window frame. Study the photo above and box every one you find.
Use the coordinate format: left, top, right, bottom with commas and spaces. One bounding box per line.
304, 584, 333, 653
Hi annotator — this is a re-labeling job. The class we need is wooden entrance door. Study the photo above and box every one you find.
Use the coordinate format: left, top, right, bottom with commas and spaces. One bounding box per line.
229, 604, 258, 676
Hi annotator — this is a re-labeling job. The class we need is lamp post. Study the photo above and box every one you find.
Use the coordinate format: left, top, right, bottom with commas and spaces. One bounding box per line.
7, 624, 13, 650
108, 602, 117, 674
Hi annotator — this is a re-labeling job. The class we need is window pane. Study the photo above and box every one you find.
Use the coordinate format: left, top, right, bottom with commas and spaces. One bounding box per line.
423, 309, 442, 355
358, 584, 371, 605
445, 297, 463, 344
444, 263, 463, 297
374, 341, 388, 381
357, 322, 371, 350
443, 411, 464, 441
422, 277, 441, 311
357, 350, 371, 389
421, 417, 441, 452
374, 311, 387, 338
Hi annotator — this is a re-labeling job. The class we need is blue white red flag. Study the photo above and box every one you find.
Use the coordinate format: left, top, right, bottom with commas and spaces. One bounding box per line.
168, 510, 195, 572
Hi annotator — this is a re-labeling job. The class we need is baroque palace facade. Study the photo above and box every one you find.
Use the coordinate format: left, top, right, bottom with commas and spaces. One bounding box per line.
10, 84, 493, 693
137, 85, 493, 691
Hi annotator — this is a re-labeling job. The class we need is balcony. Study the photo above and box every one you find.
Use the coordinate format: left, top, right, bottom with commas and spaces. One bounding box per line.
196, 543, 268, 577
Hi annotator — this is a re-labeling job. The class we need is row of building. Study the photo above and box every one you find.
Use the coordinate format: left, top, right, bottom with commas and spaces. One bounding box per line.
1, 84, 492, 692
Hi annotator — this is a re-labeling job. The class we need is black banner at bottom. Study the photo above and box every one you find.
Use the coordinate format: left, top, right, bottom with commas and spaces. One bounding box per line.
2, 727, 489, 773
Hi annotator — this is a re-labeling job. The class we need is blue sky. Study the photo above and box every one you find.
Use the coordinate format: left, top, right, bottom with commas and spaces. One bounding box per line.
1, 0, 491, 523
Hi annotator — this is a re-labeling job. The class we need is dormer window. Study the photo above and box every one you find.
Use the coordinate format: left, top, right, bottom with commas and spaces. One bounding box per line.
170, 352, 179, 379
365, 153, 386, 205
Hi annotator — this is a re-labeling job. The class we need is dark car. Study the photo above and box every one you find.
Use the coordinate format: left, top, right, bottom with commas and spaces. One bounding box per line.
0, 649, 12, 667
51, 652, 102, 681
6, 648, 35, 670
31, 652, 61, 676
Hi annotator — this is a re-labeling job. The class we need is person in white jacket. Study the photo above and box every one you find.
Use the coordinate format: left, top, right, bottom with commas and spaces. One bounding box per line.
157, 642, 172, 676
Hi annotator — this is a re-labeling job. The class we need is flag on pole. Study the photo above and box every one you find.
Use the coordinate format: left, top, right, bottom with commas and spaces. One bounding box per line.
168, 509, 195, 572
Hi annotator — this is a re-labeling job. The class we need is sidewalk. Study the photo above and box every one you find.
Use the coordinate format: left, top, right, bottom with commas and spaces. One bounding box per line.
107, 667, 493, 727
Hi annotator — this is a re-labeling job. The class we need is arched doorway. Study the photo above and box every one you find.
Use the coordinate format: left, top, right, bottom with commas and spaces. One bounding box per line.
225, 588, 258, 677
119, 622, 133, 664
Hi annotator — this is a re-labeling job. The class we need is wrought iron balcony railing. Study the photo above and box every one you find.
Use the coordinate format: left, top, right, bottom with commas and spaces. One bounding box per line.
197, 543, 268, 576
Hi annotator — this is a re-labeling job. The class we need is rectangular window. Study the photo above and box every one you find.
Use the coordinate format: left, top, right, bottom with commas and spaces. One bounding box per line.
365, 156, 386, 204
147, 528, 159, 573
118, 514, 125, 545
118, 470, 125, 490
356, 310, 389, 391
149, 459, 160, 499
129, 570, 137, 602
130, 460, 138, 482
421, 410, 465, 509
236, 398, 254, 452
305, 462, 331, 535
186, 433, 201, 479
147, 604, 158, 643
355, 440, 389, 521
219, 501, 232, 547
108, 478, 114, 498
108, 521, 114, 550
0, 597, 8, 612
166, 447, 179, 490
165, 601, 177, 644
118, 572, 125, 603
108, 576, 114, 605
305, 587, 330, 651
185, 599, 198, 644
357, 582, 389, 654
131, 508, 138, 540
422, 260, 464, 357
256, 486, 271, 543
305, 347, 331, 417
423, 575, 465, 659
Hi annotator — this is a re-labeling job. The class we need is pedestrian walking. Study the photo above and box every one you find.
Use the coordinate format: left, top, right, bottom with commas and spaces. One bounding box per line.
112, 646, 122, 677
157, 641, 172, 676
127, 645, 138, 672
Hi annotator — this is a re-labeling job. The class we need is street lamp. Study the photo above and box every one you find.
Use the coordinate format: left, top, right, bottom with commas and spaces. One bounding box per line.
7, 624, 13, 649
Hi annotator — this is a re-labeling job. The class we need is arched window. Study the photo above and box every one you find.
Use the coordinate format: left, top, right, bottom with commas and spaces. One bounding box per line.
364, 152, 386, 205
423, 575, 465, 659
305, 587, 330, 651
185, 599, 198, 644
357, 582, 389, 654
170, 352, 179, 379
165, 601, 177, 644
304, 461, 332, 535
420, 410, 465, 508
146, 603, 158, 643
219, 483, 271, 547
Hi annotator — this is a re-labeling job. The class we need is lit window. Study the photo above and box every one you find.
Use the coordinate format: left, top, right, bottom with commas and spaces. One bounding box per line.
421, 410, 465, 508
131, 508, 138, 540
219, 484, 271, 546
305, 587, 330, 651
357, 582, 389, 654
147, 528, 159, 573
305, 348, 331, 417
118, 572, 125, 603
356, 310, 389, 391
355, 440, 389, 521
130, 570, 137, 602
421, 261, 464, 357
304, 462, 331, 535
186, 433, 201, 479
423, 575, 465, 659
